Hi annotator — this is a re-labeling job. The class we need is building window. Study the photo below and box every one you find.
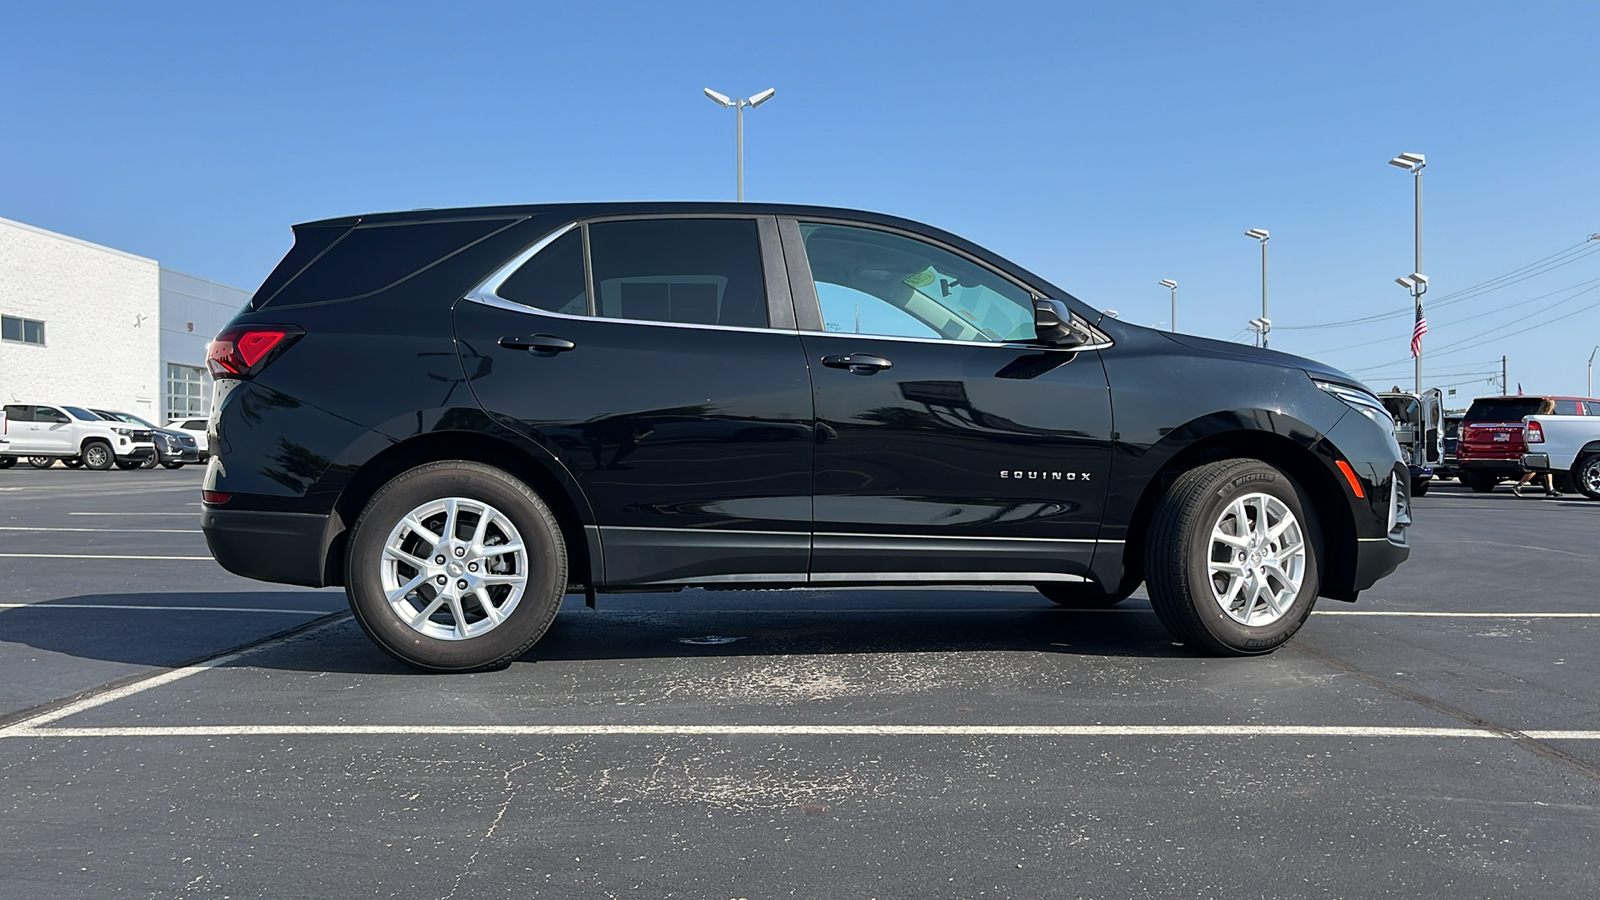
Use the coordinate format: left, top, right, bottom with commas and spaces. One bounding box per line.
166, 363, 208, 418
1, 315, 46, 345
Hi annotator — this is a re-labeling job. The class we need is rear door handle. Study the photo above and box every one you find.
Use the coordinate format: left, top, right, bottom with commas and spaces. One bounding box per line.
822, 353, 893, 374
499, 334, 576, 353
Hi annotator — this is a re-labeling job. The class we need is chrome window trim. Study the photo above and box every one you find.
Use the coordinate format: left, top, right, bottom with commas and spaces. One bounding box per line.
463, 219, 802, 335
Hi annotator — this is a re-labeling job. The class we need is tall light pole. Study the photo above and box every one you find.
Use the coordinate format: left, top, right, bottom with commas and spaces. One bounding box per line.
703, 87, 777, 202
1158, 279, 1177, 332
1243, 229, 1269, 347
1390, 152, 1426, 396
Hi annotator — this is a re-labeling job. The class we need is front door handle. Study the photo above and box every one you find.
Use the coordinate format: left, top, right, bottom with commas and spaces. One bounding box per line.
499, 334, 576, 353
822, 353, 893, 374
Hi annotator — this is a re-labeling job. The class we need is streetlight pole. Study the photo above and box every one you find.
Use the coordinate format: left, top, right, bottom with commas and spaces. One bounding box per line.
1589, 346, 1597, 397
1244, 230, 1269, 347
1158, 280, 1177, 332
704, 87, 777, 202
1390, 153, 1426, 396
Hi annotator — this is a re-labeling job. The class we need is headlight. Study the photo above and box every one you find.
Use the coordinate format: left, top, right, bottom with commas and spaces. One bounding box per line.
1314, 380, 1394, 435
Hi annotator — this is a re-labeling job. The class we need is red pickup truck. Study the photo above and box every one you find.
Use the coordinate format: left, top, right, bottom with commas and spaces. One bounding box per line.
1456, 395, 1600, 492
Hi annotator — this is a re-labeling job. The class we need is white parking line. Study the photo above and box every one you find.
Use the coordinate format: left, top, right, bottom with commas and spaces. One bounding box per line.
0, 526, 202, 534
5, 723, 1600, 740
0, 553, 212, 560
68, 512, 197, 517
0, 604, 329, 614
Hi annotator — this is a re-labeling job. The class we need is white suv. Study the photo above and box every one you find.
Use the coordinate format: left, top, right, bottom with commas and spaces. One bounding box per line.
0, 403, 156, 470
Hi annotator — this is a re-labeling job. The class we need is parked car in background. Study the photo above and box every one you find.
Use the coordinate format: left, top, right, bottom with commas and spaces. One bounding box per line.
1521, 409, 1600, 499
0, 403, 155, 470
0, 408, 9, 458
1378, 389, 1443, 495
1455, 395, 1600, 492
201, 201, 1412, 671
92, 410, 201, 469
1436, 413, 1464, 481
167, 417, 210, 460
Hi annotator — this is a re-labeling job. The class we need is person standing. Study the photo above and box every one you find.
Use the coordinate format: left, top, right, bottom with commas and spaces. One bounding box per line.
1512, 398, 1560, 498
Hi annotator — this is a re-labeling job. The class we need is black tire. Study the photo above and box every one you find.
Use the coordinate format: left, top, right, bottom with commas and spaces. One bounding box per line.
27, 456, 55, 469
1464, 471, 1498, 493
161, 461, 185, 469
1575, 454, 1600, 501
345, 460, 568, 672
141, 454, 159, 469
62, 458, 84, 469
115, 459, 142, 470
1145, 459, 1321, 656
1036, 581, 1135, 609
0, 456, 16, 469
81, 441, 114, 470
1410, 477, 1430, 497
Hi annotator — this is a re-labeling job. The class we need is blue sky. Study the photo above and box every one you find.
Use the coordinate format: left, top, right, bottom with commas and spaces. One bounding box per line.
3, 1, 1598, 399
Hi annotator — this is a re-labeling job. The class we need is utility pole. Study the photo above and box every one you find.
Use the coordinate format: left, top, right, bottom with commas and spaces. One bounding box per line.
1502, 356, 1508, 396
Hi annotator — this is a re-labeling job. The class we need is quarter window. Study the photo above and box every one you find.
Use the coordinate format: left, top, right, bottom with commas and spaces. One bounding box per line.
1553, 400, 1580, 416
799, 223, 1035, 343
2, 315, 46, 345
497, 229, 587, 315
587, 219, 768, 328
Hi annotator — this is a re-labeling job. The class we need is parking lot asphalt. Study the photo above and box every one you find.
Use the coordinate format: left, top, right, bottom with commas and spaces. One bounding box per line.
1, 466, 1598, 898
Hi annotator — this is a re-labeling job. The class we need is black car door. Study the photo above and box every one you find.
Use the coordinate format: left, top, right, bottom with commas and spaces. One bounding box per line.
455, 215, 814, 587
781, 219, 1114, 583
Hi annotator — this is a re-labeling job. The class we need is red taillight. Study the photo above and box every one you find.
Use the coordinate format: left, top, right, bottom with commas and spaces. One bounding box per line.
208, 325, 304, 378
1526, 420, 1544, 444
202, 490, 232, 504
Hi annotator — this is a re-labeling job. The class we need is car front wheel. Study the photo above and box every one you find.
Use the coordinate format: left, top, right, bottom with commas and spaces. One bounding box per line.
344, 461, 568, 672
81, 441, 114, 470
1145, 459, 1320, 656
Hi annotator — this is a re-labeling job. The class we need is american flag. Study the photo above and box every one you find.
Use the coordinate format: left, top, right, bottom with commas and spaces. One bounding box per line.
1410, 303, 1428, 357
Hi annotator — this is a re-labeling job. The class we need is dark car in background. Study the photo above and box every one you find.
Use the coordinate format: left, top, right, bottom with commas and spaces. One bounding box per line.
1456, 395, 1600, 492
200, 202, 1411, 671
1436, 413, 1464, 481
91, 410, 201, 469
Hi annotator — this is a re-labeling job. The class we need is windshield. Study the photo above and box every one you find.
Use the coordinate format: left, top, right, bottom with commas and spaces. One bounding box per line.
63, 406, 102, 421
96, 411, 154, 428
1463, 398, 1549, 423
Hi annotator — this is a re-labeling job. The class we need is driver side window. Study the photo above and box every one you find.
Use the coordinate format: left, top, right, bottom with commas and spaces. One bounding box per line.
800, 223, 1035, 343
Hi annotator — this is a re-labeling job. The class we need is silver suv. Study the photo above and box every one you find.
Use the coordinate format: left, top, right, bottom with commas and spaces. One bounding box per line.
0, 403, 156, 470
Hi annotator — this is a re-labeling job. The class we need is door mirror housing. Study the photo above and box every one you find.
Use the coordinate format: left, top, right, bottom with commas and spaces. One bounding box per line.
1032, 297, 1106, 349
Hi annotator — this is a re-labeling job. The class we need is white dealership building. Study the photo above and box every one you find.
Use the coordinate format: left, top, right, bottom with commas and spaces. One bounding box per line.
0, 215, 250, 423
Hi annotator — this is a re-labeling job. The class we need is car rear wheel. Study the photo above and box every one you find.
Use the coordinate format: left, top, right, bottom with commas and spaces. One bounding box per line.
1145, 459, 1321, 656
0, 456, 17, 469
1464, 472, 1498, 493
345, 460, 568, 672
162, 461, 185, 469
62, 458, 84, 468
1036, 582, 1135, 609
1576, 454, 1600, 501
81, 441, 114, 470
1410, 477, 1430, 497
27, 456, 54, 469
115, 459, 142, 470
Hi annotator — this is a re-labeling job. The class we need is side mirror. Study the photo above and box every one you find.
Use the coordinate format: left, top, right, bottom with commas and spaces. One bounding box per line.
1032, 297, 1093, 348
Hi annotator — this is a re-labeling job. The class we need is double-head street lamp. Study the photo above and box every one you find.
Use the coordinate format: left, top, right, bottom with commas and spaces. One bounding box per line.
1158, 279, 1177, 332
1248, 317, 1272, 348
1243, 229, 1270, 347
1390, 152, 1426, 395
703, 87, 777, 202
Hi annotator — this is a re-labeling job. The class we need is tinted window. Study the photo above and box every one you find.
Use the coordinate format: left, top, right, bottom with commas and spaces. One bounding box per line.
3, 404, 32, 423
252, 223, 352, 308
497, 229, 587, 315
1463, 398, 1548, 423
1552, 400, 1580, 416
36, 406, 69, 424
63, 406, 100, 421
800, 223, 1035, 343
587, 219, 767, 328
261, 218, 518, 307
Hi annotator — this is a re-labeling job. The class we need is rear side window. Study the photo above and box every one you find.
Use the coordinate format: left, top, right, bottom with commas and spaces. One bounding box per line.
259, 218, 519, 307
587, 219, 767, 328
497, 230, 587, 315
1552, 400, 1580, 416
3, 404, 32, 423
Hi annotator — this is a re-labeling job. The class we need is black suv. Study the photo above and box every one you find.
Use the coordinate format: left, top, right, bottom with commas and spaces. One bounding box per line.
202, 203, 1410, 671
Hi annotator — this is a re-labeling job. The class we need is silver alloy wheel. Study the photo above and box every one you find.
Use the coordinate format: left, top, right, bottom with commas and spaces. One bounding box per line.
379, 496, 529, 641
1206, 491, 1306, 627
1583, 457, 1600, 496
84, 445, 110, 468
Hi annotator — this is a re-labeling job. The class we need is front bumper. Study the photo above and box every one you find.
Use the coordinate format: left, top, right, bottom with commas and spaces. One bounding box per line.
202, 506, 340, 588
117, 446, 155, 463
161, 446, 203, 464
